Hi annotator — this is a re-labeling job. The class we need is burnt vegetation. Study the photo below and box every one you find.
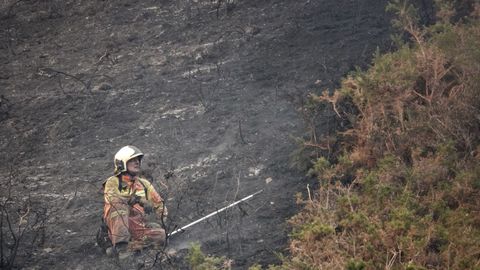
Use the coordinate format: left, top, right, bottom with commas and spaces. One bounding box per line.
0, 167, 48, 270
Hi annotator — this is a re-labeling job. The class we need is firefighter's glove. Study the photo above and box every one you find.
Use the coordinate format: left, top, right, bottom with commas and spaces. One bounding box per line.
143, 203, 154, 215
127, 195, 141, 206
139, 199, 154, 215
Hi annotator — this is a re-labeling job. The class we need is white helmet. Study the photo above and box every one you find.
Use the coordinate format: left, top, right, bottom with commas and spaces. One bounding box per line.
114, 145, 144, 175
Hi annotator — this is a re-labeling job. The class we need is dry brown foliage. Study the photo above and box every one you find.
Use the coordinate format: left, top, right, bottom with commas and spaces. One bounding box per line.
284, 2, 480, 269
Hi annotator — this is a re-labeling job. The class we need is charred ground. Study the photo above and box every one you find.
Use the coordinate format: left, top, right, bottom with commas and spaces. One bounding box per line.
0, 0, 391, 269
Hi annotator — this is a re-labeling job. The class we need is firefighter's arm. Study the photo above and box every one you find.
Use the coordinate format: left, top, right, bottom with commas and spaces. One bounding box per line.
104, 177, 123, 204
144, 181, 168, 218
104, 177, 128, 218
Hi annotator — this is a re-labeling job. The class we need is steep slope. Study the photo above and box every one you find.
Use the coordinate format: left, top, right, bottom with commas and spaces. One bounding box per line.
0, 0, 391, 269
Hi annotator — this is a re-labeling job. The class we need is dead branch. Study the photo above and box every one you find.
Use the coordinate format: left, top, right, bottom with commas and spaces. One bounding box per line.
238, 119, 247, 144
37, 67, 90, 91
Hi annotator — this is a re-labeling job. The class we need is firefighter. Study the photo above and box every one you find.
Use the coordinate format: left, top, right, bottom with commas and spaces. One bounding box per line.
103, 145, 167, 259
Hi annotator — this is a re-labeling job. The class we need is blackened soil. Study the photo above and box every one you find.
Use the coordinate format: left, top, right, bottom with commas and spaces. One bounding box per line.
0, 0, 391, 269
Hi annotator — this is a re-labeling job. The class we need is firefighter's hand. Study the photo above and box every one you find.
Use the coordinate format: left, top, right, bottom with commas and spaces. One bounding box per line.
143, 203, 154, 215
127, 195, 141, 206
139, 199, 154, 214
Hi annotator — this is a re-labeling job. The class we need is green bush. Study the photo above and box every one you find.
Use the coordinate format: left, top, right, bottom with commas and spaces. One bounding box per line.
248, 263, 263, 270
291, 219, 334, 241
345, 260, 366, 270
186, 243, 230, 270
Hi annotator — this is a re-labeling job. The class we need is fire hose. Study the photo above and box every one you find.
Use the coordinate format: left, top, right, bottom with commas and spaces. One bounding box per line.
168, 189, 264, 236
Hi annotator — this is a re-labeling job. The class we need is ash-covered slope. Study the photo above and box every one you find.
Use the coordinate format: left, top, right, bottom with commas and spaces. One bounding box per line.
0, 0, 391, 269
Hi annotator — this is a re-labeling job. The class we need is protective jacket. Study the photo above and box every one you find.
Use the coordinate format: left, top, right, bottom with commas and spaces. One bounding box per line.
103, 174, 167, 249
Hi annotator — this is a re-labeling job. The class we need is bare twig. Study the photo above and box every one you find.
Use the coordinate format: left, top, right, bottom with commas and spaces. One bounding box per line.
37, 67, 89, 91
238, 119, 247, 144
234, 172, 241, 200
307, 184, 312, 202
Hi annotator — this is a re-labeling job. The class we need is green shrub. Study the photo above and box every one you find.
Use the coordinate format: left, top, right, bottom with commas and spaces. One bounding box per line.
186, 243, 229, 270
248, 263, 263, 270
291, 219, 334, 241
345, 260, 366, 270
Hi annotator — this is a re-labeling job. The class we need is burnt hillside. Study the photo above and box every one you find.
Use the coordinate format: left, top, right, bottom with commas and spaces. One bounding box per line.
0, 0, 391, 269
